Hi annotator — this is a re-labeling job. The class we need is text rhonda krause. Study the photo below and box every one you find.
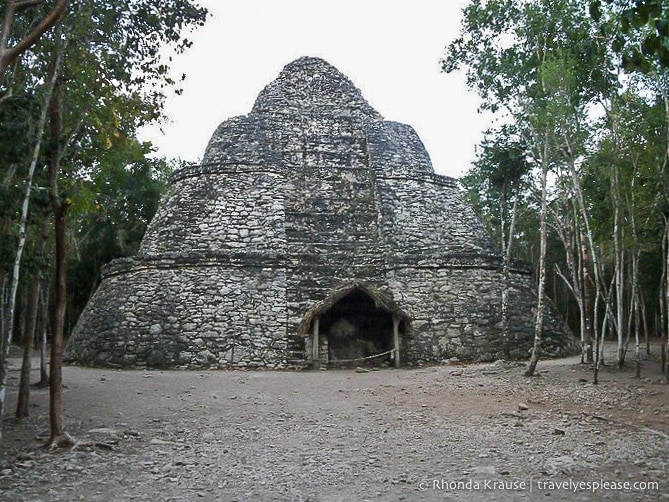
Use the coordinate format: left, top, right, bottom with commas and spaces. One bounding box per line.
422, 480, 526, 491
423, 479, 660, 493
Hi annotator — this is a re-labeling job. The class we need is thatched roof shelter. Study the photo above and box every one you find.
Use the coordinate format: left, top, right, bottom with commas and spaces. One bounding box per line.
296, 282, 410, 337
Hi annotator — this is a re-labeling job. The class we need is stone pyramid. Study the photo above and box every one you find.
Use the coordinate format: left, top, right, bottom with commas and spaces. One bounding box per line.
65, 57, 576, 369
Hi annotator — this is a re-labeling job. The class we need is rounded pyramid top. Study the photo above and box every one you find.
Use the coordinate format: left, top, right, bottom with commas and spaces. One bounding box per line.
251, 56, 383, 121
201, 57, 387, 165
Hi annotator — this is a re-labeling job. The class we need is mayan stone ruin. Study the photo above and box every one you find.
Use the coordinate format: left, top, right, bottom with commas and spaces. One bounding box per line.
65, 56, 576, 369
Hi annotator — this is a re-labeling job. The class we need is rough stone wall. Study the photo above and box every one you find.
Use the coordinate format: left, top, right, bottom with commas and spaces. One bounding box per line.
139, 167, 287, 256
72, 259, 288, 369
65, 56, 577, 369
376, 176, 496, 259
387, 265, 573, 363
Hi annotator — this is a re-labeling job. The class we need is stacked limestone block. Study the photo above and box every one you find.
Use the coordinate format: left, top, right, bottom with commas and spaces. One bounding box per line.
66, 56, 577, 369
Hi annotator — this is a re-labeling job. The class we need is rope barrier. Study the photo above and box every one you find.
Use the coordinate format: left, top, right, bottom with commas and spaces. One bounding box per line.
329, 348, 396, 364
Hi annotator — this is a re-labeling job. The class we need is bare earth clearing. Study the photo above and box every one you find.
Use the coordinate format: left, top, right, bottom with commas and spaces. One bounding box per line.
1, 343, 668, 501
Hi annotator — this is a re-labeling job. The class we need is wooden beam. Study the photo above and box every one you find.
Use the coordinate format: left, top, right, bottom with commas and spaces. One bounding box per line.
312, 317, 320, 370
393, 315, 400, 368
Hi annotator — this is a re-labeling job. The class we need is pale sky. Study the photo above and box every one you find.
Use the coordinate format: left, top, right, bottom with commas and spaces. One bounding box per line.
139, 0, 488, 179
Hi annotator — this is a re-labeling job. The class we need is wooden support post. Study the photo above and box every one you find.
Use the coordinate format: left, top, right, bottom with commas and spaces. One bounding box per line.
312, 317, 320, 370
393, 315, 400, 368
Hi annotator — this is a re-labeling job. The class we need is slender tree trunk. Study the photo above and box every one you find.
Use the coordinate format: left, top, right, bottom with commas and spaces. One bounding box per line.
525, 157, 548, 377
575, 231, 588, 364
500, 187, 509, 357
611, 163, 627, 368
0, 275, 5, 413
38, 285, 49, 387
594, 287, 602, 385
660, 218, 668, 377
627, 175, 641, 376
16, 215, 49, 418
631, 253, 641, 378
553, 195, 587, 363
16, 271, 41, 418
565, 142, 603, 379
18, 285, 27, 354
664, 96, 669, 379
49, 204, 71, 446
599, 272, 618, 370
665, 220, 669, 379
634, 299, 641, 378
661, 230, 667, 375
0, 274, 5, 361
602, 303, 611, 367
580, 230, 594, 363
640, 290, 649, 358
616, 253, 625, 367
501, 189, 519, 359
46, 64, 72, 448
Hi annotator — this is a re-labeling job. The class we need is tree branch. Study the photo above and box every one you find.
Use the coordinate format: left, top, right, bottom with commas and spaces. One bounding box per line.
14, 0, 47, 11
555, 264, 576, 297
0, 0, 69, 76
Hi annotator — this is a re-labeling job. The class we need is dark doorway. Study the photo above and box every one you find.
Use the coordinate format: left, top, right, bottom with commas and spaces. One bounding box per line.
320, 289, 394, 366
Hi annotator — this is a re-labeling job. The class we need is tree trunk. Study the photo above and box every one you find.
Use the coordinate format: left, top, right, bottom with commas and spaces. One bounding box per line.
594, 288, 602, 385
581, 230, 594, 363
576, 244, 588, 364
660, 93, 669, 376
46, 63, 72, 448
16, 271, 41, 418
16, 215, 49, 418
634, 296, 641, 379
0, 275, 5, 427
610, 162, 627, 368
525, 158, 548, 377
661, 231, 667, 375
660, 218, 668, 377
0, 274, 5, 360
553, 195, 587, 364
665, 220, 669, 379
48, 204, 71, 446
631, 254, 641, 378
640, 290, 649, 358
501, 190, 519, 359
18, 283, 27, 356
566, 144, 602, 380
38, 285, 49, 387
500, 187, 509, 358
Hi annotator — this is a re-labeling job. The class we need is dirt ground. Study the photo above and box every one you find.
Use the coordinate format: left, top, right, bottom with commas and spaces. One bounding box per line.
1, 343, 668, 501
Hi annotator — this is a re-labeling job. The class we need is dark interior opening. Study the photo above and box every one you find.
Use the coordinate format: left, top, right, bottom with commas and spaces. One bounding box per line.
320, 289, 394, 366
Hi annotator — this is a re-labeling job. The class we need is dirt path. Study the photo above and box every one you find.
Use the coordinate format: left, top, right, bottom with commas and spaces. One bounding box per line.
1, 346, 668, 501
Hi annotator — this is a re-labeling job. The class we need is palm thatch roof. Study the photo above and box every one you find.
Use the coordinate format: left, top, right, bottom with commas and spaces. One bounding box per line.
296, 282, 411, 336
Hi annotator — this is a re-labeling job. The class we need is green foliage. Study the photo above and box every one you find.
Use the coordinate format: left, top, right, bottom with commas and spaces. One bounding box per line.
585, 91, 668, 252
460, 125, 533, 250
61, 0, 208, 125
0, 91, 49, 275
0, 94, 37, 161
45, 0, 208, 327
591, 0, 669, 72
43, 0, 207, 191
446, 0, 669, 337
67, 140, 175, 324
443, 0, 609, 115
0, 0, 209, 334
